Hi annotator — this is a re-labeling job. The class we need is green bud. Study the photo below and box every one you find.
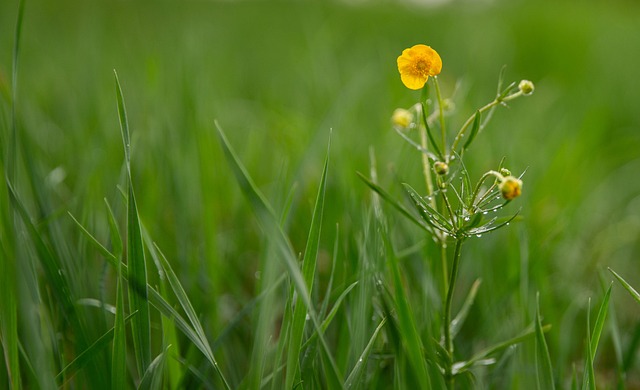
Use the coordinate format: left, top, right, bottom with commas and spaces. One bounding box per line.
518, 80, 534, 96
434, 161, 449, 175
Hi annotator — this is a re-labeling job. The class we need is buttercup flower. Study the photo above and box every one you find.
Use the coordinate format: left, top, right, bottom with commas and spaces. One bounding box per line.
397, 44, 442, 90
499, 176, 523, 200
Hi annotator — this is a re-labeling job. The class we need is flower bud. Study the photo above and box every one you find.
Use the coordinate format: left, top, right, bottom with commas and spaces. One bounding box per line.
518, 80, 534, 96
392, 108, 413, 129
499, 168, 511, 177
434, 161, 449, 175
499, 176, 523, 200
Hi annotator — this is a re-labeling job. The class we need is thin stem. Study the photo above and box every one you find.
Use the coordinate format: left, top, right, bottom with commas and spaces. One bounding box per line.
444, 238, 464, 389
470, 170, 503, 210
440, 243, 448, 296
433, 77, 447, 161
419, 127, 435, 203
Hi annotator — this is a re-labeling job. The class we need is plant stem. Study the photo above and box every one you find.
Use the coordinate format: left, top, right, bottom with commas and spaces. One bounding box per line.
444, 238, 464, 388
419, 126, 435, 208
433, 77, 447, 161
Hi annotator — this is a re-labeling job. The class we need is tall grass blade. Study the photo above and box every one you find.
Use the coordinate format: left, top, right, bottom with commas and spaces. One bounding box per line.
114, 70, 152, 376
111, 254, 126, 390
138, 347, 170, 390
451, 279, 481, 338
383, 235, 430, 388
344, 317, 386, 388
153, 244, 231, 389
215, 121, 343, 387
285, 137, 330, 389
582, 301, 596, 390
608, 268, 640, 304
534, 293, 554, 390
56, 314, 135, 385
590, 284, 612, 361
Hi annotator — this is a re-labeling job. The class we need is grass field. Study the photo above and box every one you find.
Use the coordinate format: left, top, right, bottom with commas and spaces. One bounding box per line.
2, 0, 640, 388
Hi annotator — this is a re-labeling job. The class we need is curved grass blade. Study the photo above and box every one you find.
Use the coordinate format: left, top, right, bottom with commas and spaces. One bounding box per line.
68, 216, 230, 387
420, 101, 443, 160
285, 136, 330, 389
357, 172, 432, 234
114, 70, 151, 375
215, 121, 343, 388
462, 110, 481, 151
56, 313, 136, 385
535, 293, 555, 390
453, 322, 551, 375
608, 268, 640, 304
111, 253, 126, 389
451, 279, 481, 338
344, 317, 387, 388
590, 284, 612, 361
153, 244, 231, 390
582, 301, 596, 390
138, 346, 170, 390
383, 234, 431, 389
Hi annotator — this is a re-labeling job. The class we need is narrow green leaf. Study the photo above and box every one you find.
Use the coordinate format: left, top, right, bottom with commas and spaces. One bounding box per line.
420, 101, 443, 160
535, 294, 555, 390
56, 313, 136, 384
357, 172, 431, 234
111, 254, 126, 390
301, 281, 358, 350
609, 268, 640, 304
153, 244, 231, 390
403, 183, 454, 233
114, 71, 151, 376
68, 212, 117, 263
104, 198, 123, 259
138, 347, 170, 390
385, 238, 430, 388
462, 110, 481, 151
451, 279, 481, 338
285, 137, 330, 389
344, 317, 387, 388
590, 284, 612, 361
215, 121, 343, 388
582, 301, 596, 390
454, 323, 551, 375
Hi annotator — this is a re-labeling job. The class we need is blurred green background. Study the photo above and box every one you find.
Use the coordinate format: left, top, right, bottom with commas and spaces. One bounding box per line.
2, 0, 640, 387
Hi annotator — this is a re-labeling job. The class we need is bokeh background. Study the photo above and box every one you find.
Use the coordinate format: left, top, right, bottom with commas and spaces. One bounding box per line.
1, 0, 640, 387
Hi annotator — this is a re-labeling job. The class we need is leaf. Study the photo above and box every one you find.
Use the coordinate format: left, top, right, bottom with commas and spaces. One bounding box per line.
114, 70, 152, 375
357, 172, 432, 234
344, 317, 387, 388
111, 252, 126, 390
402, 183, 453, 233
451, 279, 481, 338
138, 347, 171, 390
590, 284, 612, 361
462, 110, 481, 151
56, 313, 136, 384
535, 293, 555, 390
154, 244, 231, 389
609, 268, 640, 304
420, 101, 443, 160
215, 122, 342, 388
285, 135, 330, 389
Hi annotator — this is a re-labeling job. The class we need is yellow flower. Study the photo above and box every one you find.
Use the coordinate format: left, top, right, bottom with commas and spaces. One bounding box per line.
499, 176, 523, 200
397, 44, 442, 90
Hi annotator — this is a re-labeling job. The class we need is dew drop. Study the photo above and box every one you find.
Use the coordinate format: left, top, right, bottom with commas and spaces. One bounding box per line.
464, 217, 470, 221
305, 314, 311, 321
506, 222, 510, 226
483, 211, 488, 215
476, 234, 482, 238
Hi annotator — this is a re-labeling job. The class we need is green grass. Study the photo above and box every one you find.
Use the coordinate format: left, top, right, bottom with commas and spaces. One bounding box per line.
2, 0, 640, 388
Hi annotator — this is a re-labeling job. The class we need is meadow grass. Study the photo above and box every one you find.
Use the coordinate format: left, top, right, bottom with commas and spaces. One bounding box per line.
1, 0, 640, 388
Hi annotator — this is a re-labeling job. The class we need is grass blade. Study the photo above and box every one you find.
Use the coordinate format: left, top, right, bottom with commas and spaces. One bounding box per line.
285, 136, 330, 389
609, 268, 640, 304
344, 317, 387, 388
535, 293, 555, 390
111, 253, 127, 389
383, 234, 430, 388
215, 121, 343, 388
153, 244, 231, 389
56, 313, 135, 385
114, 70, 152, 376
138, 347, 170, 390
451, 279, 481, 338
590, 284, 612, 361
462, 110, 481, 151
